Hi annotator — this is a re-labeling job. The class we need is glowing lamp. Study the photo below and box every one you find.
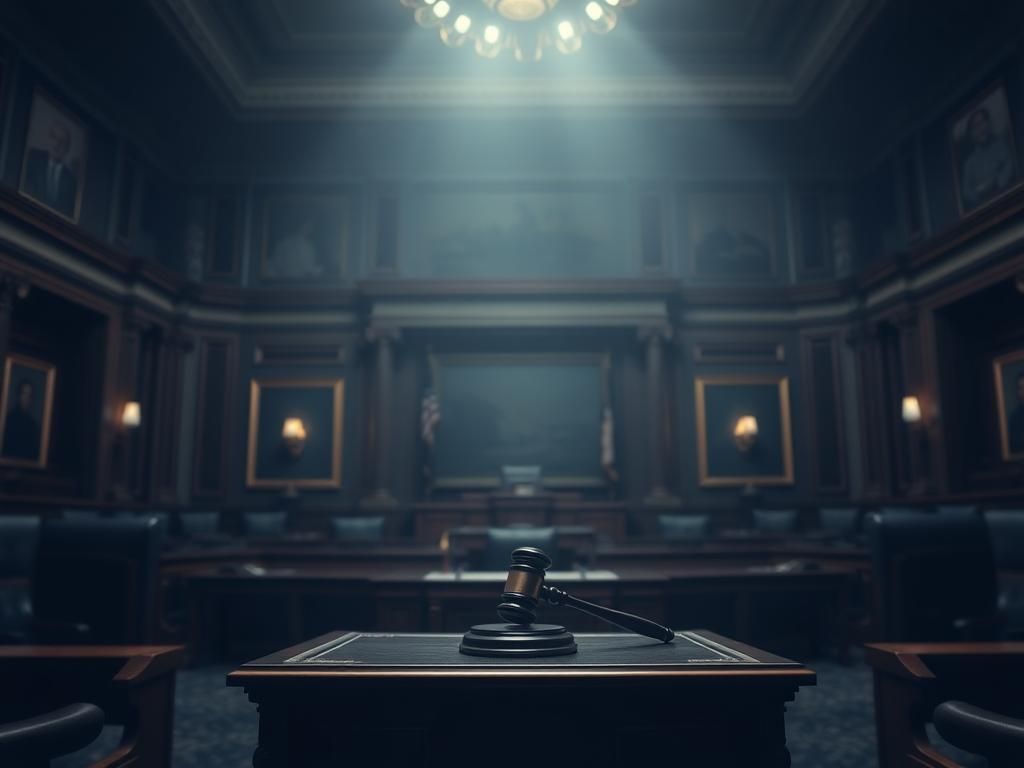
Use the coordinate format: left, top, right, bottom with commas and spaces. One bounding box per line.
121, 401, 141, 429
901, 396, 922, 424
733, 415, 759, 452
282, 418, 307, 458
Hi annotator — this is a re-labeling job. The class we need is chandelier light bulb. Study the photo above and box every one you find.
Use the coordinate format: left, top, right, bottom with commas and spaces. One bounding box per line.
403, 0, 635, 61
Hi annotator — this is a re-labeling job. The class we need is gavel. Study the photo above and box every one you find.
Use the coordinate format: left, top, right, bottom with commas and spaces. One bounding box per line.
497, 547, 675, 644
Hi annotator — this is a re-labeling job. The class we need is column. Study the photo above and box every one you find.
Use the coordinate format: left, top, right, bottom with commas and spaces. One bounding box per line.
367, 326, 400, 504
639, 324, 673, 502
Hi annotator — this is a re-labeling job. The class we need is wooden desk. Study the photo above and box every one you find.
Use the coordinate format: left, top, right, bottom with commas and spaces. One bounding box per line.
184, 565, 854, 665
865, 642, 1024, 768
228, 629, 815, 768
0, 645, 184, 768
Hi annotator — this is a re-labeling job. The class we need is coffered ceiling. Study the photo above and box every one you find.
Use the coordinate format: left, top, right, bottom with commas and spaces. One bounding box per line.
149, 0, 885, 114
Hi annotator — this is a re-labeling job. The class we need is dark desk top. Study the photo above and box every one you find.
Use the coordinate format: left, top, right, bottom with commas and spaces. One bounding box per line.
229, 630, 815, 684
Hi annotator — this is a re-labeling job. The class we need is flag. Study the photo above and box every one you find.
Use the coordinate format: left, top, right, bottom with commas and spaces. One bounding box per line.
601, 406, 619, 483
421, 389, 440, 448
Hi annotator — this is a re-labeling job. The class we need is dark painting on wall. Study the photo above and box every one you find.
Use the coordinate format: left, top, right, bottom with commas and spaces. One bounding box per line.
246, 378, 343, 489
994, 350, 1024, 461
18, 90, 89, 223
259, 194, 348, 281
694, 375, 793, 487
687, 190, 777, 280
950, 83, 1021, 216
0, 354, 56, 469
403, 184, 630, 279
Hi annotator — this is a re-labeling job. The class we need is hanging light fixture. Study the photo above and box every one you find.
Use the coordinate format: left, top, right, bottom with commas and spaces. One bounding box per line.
401, 0, 636, 62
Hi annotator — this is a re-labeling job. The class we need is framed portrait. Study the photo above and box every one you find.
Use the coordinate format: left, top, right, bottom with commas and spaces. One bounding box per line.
687, 189, 778, 280
18, 89, 89, 223
993, 350, 1024, 462
246, 378, 343, 489
950, 82, 1021, 216
259, 194, 348, 282
695, 375, 794, 487
0, 354, 56, 469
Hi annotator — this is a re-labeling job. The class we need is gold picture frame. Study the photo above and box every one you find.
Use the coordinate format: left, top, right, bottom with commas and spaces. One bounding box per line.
246, 378, 344, 489
0, 354, 56, 469
695, 374, 794, 487
993, 349, 1024, 461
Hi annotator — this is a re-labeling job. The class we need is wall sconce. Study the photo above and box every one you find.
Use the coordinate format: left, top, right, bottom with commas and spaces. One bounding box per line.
733, 414, 759, 452
121, 401, 142, 429
901, 396, 922, 424
282, 417, 307, 458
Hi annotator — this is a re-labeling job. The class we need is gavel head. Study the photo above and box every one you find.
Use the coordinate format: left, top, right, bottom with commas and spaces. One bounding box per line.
496, 547, 552, 625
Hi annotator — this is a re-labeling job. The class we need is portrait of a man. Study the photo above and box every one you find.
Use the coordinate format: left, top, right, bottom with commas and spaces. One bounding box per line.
260, 195, 347, 281
688, 190, 776, 280
18, 91, 88, 222
951, 84, 1020, 216
0, 355, 56, 468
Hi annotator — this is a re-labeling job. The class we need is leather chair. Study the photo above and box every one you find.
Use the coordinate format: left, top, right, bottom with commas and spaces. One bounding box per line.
866, 509, 1000, 641
59, 509, 100, 521
242, 510, 288, 538
177, 510, 221, 538
479, 527, 557, 571
331, 516, 385, 543
818, 507, 859, 537
658, 514, 710, 542
0, 515, 39, 642
934, 701, 1024, 768
752, 509, 798, 534
0, 703, 104, 768
984, 510, 1024, 638
32, 517, 165, 644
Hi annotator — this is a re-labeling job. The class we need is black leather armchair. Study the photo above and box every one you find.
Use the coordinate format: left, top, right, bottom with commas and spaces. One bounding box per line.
0, 703, 104, 768
866, 509, 1000, 641
32, 517, 165, 644
934, 701, 1024, 768
479, 527, 557, 570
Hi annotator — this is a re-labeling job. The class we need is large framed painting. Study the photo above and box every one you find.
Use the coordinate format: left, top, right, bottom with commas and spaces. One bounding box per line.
402, 183, 631, 279
259, 194, 348, 281
686, 188, 778, 280
994, 350, 1024, 462
18, 90, 89, 223
950, 82, 1021, 217
0, 354, 56, 469
695, 375, 794, 487
246, 378, 344, 489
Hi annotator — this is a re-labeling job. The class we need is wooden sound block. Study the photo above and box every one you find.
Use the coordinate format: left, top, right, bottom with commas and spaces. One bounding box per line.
459, 623, 577, 657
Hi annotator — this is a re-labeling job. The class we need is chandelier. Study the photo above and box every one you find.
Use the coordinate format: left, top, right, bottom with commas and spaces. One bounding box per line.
401, 0, 637, 62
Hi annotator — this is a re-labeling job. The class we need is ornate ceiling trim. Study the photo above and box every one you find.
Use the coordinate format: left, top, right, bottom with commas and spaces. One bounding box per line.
149, 0, 882, 114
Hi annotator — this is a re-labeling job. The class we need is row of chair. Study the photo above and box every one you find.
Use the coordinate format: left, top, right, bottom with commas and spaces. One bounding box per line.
657, 505, 1024, 542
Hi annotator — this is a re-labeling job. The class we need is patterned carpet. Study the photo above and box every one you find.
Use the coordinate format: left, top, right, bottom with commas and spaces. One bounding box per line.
60, 651, 950, 768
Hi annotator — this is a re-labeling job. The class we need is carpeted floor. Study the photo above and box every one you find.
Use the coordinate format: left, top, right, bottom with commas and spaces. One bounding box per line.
63, 652, 889, 767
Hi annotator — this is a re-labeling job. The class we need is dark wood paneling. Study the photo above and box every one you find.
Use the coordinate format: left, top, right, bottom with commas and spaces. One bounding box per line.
193, 334, 238, 500
206, 194, 241, 279
802, 331, 847, 494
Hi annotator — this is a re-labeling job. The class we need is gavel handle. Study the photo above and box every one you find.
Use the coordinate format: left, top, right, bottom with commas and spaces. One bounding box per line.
541, 585, 674, 643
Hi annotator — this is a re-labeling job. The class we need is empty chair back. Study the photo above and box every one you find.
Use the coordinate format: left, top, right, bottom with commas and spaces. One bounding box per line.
480, 527, 556, 571
178, 510, 221, 538
985, 510, 1024, 570
752, 509, 798, 534
331, 516, 385, 543
0, 515, 40, 579
60, 508, 100, 521
866, 509, 998, 642
243, 511, 288, 538
658, 514, 710, 542
32, 517, 165, 644
818, 508, 859, 537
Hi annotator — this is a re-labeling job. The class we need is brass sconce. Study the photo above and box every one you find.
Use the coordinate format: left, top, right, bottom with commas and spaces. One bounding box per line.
281, 418, 307, 458
121, 401, 141, 429
733, 414, 758, 452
